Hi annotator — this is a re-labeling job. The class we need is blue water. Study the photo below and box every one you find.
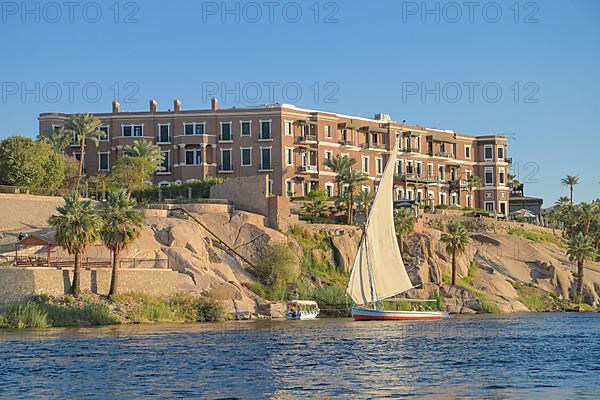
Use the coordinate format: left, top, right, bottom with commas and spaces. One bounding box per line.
0, 313, 599, 399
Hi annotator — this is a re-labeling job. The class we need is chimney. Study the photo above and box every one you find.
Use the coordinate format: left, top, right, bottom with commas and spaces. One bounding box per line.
174, 99, 181, 112
150, 99, 157, 113
211, 97, 218, 111
112, 101, 121, 113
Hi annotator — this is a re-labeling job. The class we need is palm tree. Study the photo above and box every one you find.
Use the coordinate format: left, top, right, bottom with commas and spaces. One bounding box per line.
440, 221, 471, 286
393, 208, 415, 252
325, 154, 354, 197
357, 189, 375, 216
42, 127, 71, 154
48, 192, 102, 297
567, 232, 596, 302
561, 175, 579, 204
343, 168, 367, 224
466, 174, 481, 208
122, 139, 165, 177
99, 190, 145, 296
64, 114, 105, 191
576, 202, 598, 235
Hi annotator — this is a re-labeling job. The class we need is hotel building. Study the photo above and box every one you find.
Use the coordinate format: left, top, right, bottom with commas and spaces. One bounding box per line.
38, 98, 512, 213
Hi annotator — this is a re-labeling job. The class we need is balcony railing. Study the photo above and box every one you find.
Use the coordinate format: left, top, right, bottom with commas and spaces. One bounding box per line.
434, 151, 454, 158
400, 147, 412, 153
339, 140, 354, 146
449, 179, 469, 188
299, 165, 318, 173
395, 174, 439, 183
364, 142, 387, 150
505, 157, 513, 164
299, 135, 317, 143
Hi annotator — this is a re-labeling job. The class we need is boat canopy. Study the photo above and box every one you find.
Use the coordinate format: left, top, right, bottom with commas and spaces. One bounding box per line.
287, 300, 318, 306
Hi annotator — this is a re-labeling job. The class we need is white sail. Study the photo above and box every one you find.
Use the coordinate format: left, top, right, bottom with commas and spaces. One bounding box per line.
346, 138, 413, 306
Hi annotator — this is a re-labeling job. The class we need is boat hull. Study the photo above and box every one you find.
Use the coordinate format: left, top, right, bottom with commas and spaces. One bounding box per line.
351, 307, 448, 321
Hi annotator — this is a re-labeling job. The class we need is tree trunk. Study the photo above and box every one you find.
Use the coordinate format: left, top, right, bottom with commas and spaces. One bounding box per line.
576, 260, 584, 302
398, 233, 403, 253
77, 139, 86, 191
451, 250, 457, 286
72, 251, 82, 297
109, 249, 121, 296
347, 191, 354, 224
570, 187, 573, 204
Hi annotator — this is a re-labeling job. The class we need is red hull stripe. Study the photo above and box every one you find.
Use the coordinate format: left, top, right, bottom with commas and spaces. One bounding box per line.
353, 315, 442, 321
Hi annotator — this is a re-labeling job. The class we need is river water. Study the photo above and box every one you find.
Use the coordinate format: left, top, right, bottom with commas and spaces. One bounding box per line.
0, 313, 599, 399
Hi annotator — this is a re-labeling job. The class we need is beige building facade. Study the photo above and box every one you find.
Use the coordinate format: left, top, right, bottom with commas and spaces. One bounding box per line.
39, 99, 512, 213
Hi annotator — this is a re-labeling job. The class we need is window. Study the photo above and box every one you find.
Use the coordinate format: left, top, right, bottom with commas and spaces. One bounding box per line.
158, 124, 170, 143
451, 193, 458, 206
260, 147, 272, 170
406, 190, 413, 200
220, 122, 232, 141
485, 168, 494, 186
497, 146, 504, 160
285, 121, 293, 136
361, 185, 370, 194
465, 145, 471, 159
285, 179, 295, 197
285, 147, 294, 166
361, 156, 369, 173
325, 182, 334, 197
122, 124, 143, 137
416, 161, 422, 176
324, 125, 331, 138
184, 123, 205, 136
268, 179, 273, 196
484, 145, 493, 160
70, 130, 79, 146
440, 192, 447, 205
52, 125, 62, 134
160, 151, 170, 172
427, 163, 433, 178
241, 147, 252, 166
98, 126, 109, 141
220, 149, 232, 171
397, 160, 403, 175
466, 169, 471, 179
438, 165, 445, 180
375, 157, 383, 175
324, 150, 333, 166
98, 152, 109, 171
259, 120, 272, 140
241, 121, 251, 137
484, 202, 495, 212
415, 137, 421, 152
406, 160, 413, 175
499, 168, 506, 185
185, 149, 202, 165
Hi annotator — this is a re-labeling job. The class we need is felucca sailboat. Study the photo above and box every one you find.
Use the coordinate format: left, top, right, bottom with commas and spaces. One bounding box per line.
347, 135, 447, 321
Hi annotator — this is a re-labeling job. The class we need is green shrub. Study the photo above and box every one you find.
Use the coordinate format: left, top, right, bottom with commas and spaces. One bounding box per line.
2, 302, 49, 328
255, 243, 299, 292
508, 227, 561, 245
43, 302, 118, 326
197, 298, 226, 322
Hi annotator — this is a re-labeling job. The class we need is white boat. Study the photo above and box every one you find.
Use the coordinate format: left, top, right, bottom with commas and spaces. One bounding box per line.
347, 134, 448, 321
286, 300, 320, 320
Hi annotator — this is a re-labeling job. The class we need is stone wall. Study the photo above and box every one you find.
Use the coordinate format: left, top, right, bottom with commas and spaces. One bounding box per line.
210, 175, 270, 216
0, 267, 198, 304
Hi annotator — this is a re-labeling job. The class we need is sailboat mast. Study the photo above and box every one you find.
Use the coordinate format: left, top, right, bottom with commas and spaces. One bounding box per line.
363, 233, 377, 309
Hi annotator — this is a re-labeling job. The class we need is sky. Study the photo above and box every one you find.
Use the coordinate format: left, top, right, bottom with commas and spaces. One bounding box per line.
0, 0, 598, 203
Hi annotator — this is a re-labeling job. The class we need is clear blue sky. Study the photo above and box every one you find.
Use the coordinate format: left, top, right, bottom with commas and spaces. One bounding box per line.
1, 0, 598, 203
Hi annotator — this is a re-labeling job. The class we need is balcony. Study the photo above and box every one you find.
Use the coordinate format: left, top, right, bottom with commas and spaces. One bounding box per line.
299, 135, 317, 143
299, 165, 318, 174
395, 174, 438, 184
363, 142, 387, 151
156, 135, 171, 144
449, 179, 469, 189
400, 147, 412, 153
339, 140, 355, 146
504, 157, 513, 164
434, 151, 454, 158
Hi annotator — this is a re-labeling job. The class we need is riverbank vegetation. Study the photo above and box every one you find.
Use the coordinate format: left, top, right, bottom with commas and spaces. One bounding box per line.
0, 293, 226, 329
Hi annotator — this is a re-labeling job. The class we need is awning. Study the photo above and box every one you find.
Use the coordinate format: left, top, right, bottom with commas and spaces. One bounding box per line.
17, 233, 58, 247
511, 209, 536, 218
